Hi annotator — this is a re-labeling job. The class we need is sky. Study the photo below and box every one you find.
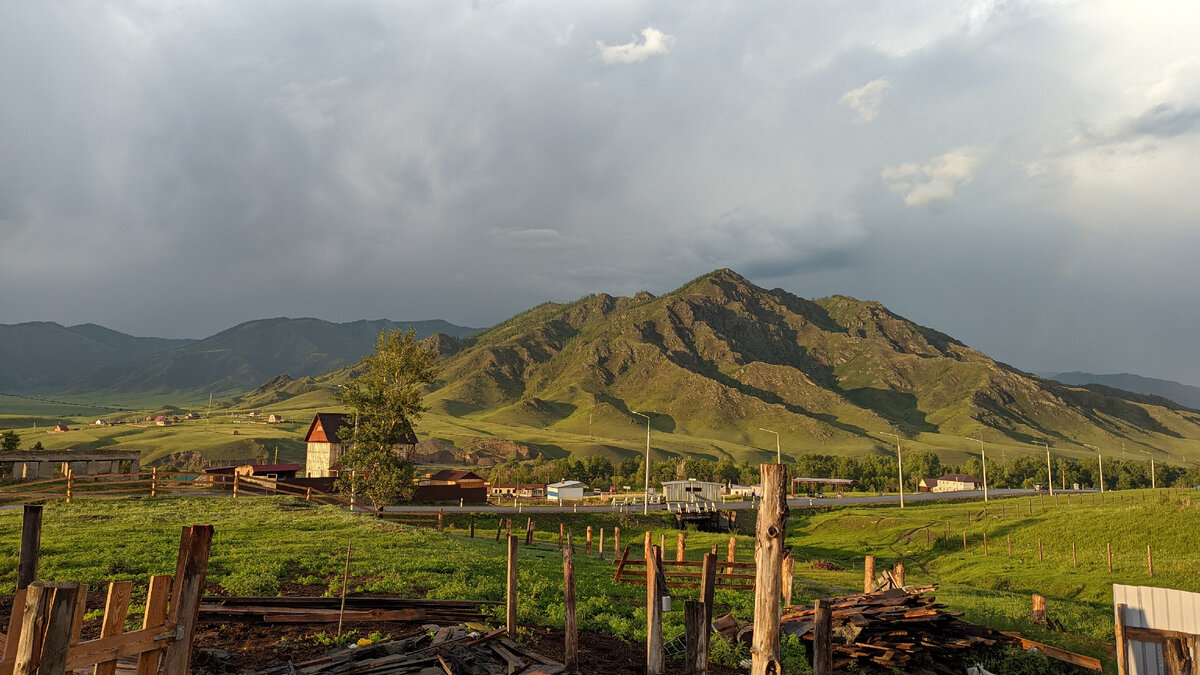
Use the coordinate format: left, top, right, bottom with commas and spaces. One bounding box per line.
2, 1, 1200, 385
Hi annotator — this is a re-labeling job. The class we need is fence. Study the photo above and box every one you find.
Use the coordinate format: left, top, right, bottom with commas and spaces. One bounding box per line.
0, 508, 213, 674
1114, 584, 1200, 674
0, 469, 353, 508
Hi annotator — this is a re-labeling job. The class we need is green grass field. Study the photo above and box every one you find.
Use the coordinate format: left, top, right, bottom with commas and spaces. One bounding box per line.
1, 489, 1195, 672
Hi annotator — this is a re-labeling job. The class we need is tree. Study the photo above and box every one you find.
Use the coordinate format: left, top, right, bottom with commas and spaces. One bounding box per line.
336, 328, 441, 508
1, 430, 19, 452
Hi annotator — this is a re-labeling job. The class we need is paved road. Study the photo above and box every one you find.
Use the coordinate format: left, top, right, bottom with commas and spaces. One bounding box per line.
376, 487, 1086, 514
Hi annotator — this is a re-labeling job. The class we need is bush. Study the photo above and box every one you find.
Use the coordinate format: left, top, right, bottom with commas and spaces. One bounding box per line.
780, 634, 812, 674
710, 637, 750, 669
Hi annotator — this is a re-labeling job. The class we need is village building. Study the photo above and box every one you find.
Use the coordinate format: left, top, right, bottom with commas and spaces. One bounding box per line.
726, 483, 761, 497
487, 483, 546, 499
918, 477, 938, 493
268, 414, 285, 423
662, 479, 723, 503
52, 424, 71, 433
302, 412, 418, 478
413, 469, 487, 503
933, 473, 983, 492
546, 480, 586, 502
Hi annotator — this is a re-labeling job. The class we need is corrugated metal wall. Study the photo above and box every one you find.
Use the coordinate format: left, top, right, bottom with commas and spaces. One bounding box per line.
1113, 584, 1200, 674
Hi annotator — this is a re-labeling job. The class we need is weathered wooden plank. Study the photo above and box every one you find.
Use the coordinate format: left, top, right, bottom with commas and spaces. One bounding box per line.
94, 581, 133, 675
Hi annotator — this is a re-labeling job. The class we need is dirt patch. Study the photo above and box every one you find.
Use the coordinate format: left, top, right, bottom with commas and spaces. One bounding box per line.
809, 559, 846, 571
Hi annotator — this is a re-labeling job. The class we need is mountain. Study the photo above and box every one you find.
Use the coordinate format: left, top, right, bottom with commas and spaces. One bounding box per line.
30, 318, 478, 398
0, 322, 193, 392
1045, 372, 1200, 411
411, 269, 1200, 454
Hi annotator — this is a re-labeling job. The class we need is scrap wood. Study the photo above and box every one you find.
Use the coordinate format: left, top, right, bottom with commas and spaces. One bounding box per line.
771, 587, 1017, 673
262, 624, 564, 675
202, 596, 491, 625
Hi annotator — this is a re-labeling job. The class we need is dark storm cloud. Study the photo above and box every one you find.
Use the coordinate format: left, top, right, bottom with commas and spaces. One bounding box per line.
2, 1, 1200, 385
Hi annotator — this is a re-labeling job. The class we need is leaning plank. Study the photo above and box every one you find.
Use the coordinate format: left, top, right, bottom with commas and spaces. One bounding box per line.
94, 580, 133, 675
999, 633, 1102, 671
136, 575, 172, 675
63, 624, 180, 672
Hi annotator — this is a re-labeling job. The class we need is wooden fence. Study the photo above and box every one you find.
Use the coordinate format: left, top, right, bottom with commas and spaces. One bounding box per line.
0, 515, 212, 674
0, 470, 353, 508
613, 546, 758, 591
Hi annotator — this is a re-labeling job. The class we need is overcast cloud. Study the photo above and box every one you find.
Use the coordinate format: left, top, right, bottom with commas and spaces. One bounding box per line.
2, 0, 1200, 386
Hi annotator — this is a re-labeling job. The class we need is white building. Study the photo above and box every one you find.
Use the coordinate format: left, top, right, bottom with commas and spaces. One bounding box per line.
547, 480, 586, 502
662, 479, 723, 503
933, 473, 983, 492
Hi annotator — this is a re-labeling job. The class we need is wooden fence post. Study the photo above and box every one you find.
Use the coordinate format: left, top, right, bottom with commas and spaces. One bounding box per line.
614, 527, 620, 558
892, 562, 905, 588
864, 555, 876, 593
685, 600, 708, 675
507, 518, 512, 539
232, 474, 239, 499
15, 581, 82, 675
437, 509, 444, 533
599, 528, 604, 560
1007, 534, 1012, 557
1032, 594, 1047, 623
1072, 542, 1077, 569
782, 555, 795, 607
526, 519, 535, 546
559, 522, 565, 550
94, 581, 133, 675
506, 535, 518, 637
563, 533, 578, 672
726, 536, 737, 575
701, 552, 717, 632
151, 467, 158, 498
495, 517, 503, 542
66, 469, 73, 503
925, 528, 930, 546
305, 486, 312, 502
135, 575, 172, 675
470, 514, 475, 538
644, 531, 652, 560
751, 464, 788, 675
647, 545, 664, 675
963, 531, 967, 552
18, 504, 43, 591
163, 524, 214, 674
813, 597, 833, 675
1038, 537, 1043, 562
677, 531, 686, 562
1115, 602, 1128, 675
586, 526, 593, 555
983, 532, 988, 555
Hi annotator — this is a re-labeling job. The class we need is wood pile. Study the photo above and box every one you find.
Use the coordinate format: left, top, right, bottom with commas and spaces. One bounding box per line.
262, 624, 565, 674
200, 596, 499, 625
777, 586, 1014, 674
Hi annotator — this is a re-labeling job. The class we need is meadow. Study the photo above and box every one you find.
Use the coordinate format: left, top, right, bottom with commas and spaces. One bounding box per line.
2, 488, 1196, 672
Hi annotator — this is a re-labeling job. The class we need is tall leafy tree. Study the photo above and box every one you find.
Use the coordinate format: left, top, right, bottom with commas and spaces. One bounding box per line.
336, 328, 441, 508
1, 430, 19, 452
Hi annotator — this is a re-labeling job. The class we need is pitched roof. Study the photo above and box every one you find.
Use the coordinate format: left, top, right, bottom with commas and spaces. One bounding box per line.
429, 469, 483, 482
938, 473, 982, 483
548, 480, 584, 489
304, 413, 349, 444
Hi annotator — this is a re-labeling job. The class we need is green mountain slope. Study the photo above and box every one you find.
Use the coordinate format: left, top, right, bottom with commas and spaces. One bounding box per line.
417, 269, 1200, 458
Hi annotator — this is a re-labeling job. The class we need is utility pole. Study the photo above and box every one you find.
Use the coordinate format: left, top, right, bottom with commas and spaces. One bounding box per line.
758, 428, 781, 464
882, 432, 904, 508
969, 437, 988, 502
634, 412, 653, 515
1036, 441, 1053, 496
1139, 449, 1156, 489
1084, 444, 1104, 493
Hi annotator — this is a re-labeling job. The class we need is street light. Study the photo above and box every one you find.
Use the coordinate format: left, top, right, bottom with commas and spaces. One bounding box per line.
968, 437, 987, 502
1034, 440, 1053, 496
758, 428, 781, 464
1082, 443, 1104, 493
633, 412, 653, 515
1138, 449, 1156, 490
881, 432, 904, 508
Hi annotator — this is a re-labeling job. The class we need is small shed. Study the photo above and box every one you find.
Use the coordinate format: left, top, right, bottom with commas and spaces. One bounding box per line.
918, 477, 937, 493
662, 479, 723, 503
547, 480, 586, 502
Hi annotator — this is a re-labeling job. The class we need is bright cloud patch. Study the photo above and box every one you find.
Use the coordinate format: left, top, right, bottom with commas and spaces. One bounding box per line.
597, 27, 675, 65
882, 147, 986, 207
839, 78, 892, 123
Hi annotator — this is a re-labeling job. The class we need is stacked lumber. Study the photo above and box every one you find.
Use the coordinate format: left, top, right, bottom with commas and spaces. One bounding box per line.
262, 625, 565, 674
778, 587, 1014, 674
200, 596, 498, 625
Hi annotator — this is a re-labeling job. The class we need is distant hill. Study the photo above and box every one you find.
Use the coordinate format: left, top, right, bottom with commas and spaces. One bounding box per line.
1045, 372, 1200, 410
0, 322, 193, 391
61, 318, 479, 397
402, 269, 1200, 454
